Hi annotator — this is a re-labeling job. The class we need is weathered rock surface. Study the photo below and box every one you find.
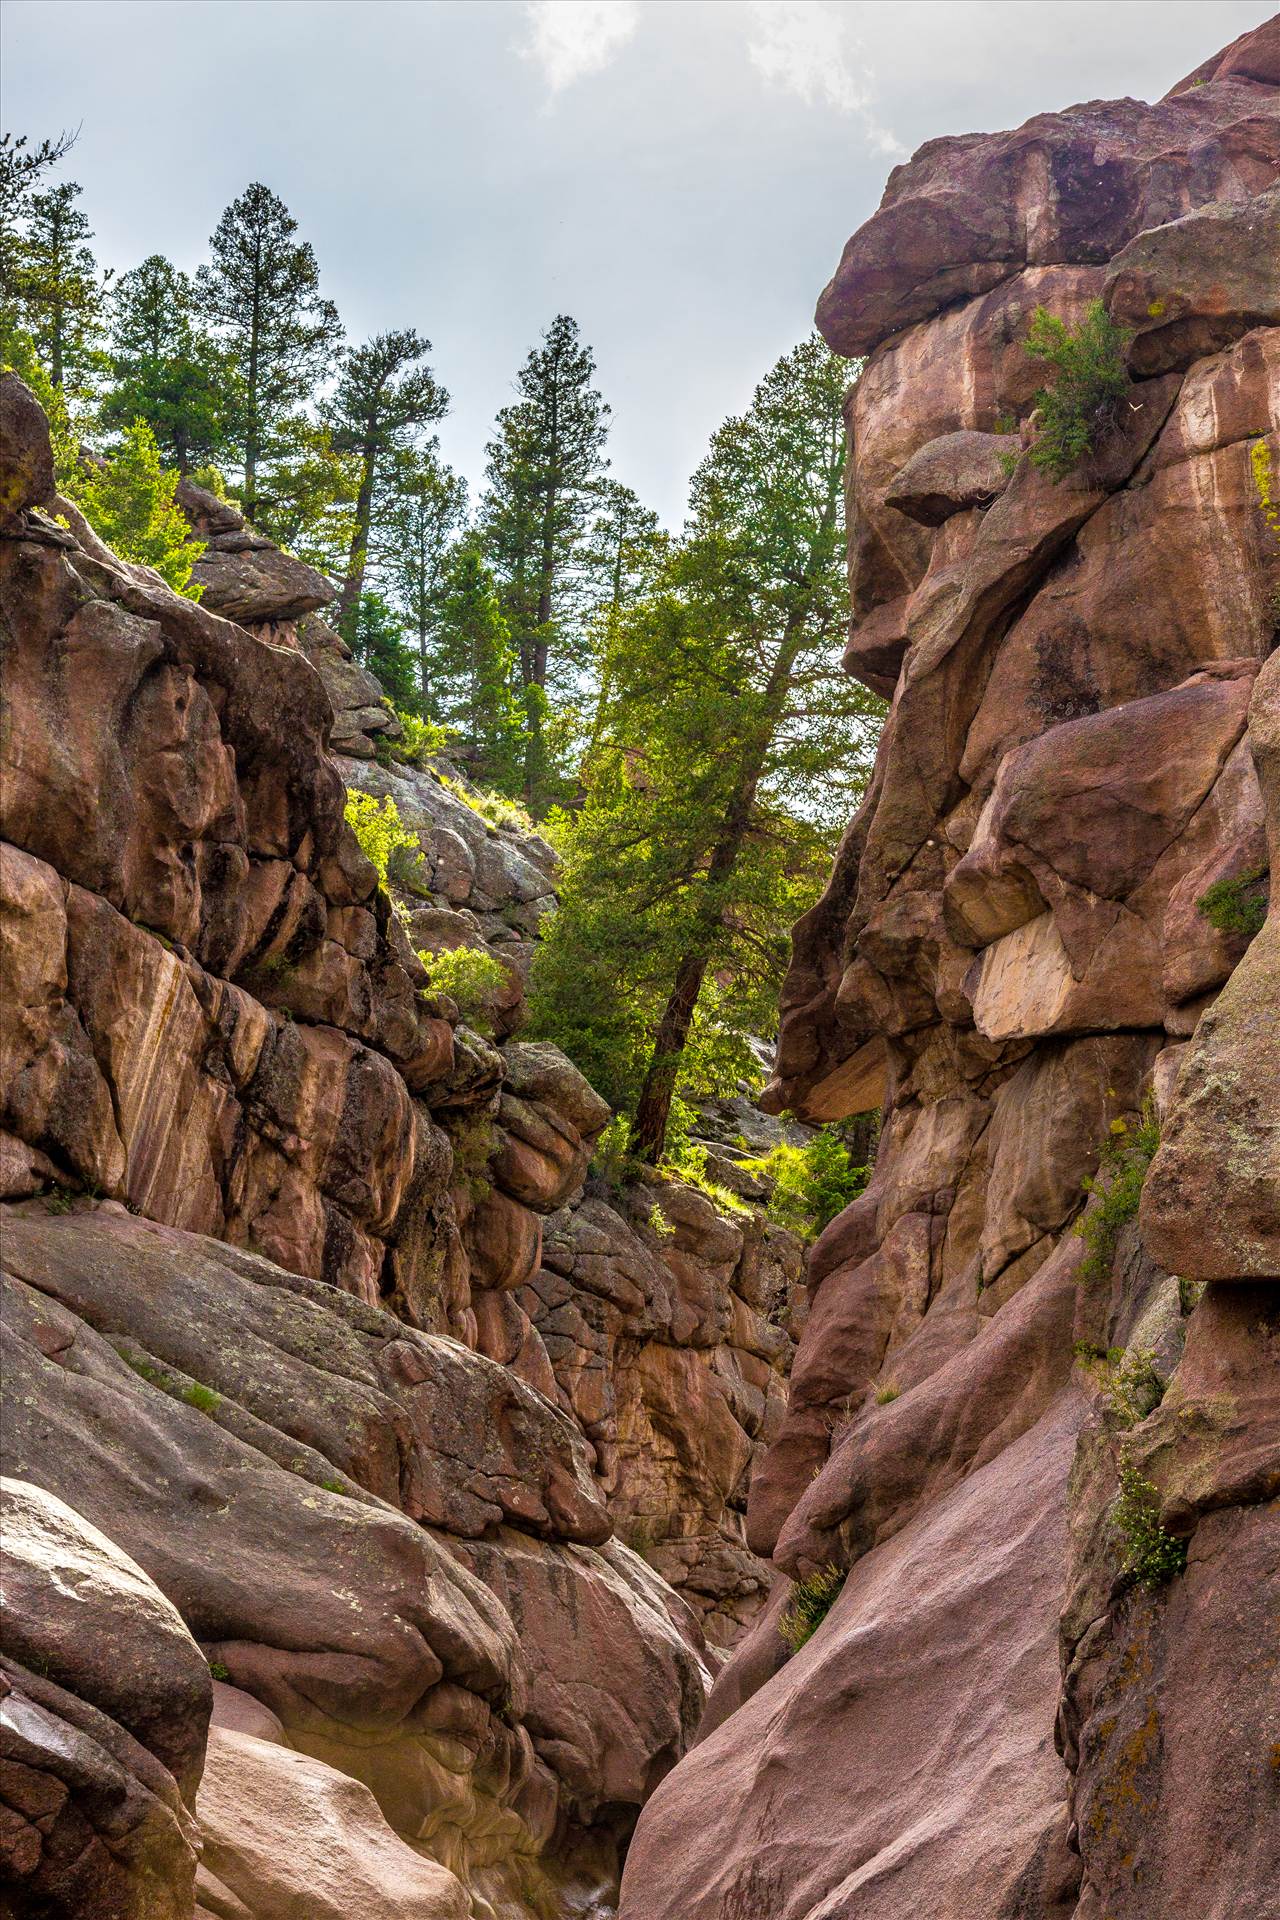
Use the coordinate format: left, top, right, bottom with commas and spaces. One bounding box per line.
0, 1478, 207, 1920
625, 27, 1279, 1920
0, 372, 799, 1916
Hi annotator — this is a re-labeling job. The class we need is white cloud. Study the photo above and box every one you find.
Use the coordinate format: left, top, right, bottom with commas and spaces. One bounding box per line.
746, 1, 904, 153
520, 0, 640, 93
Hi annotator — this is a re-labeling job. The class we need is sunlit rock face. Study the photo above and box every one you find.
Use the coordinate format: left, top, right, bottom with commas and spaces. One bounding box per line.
621, 21, 1280, 1920
0, 370, 798, 1918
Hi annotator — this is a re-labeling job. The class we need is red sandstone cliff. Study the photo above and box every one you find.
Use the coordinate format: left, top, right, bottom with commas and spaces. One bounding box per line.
0, 374, 801, 1915
620, 21, 1280, 1920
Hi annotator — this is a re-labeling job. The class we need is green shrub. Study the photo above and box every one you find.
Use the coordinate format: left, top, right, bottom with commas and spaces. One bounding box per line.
874, 1382, 901, 1406
1112, 1463, 1187, 1589
393, 712, 451, 766
1025, 300, 1132, 481
741, 1127, 869, 1240
76, 419, 206, 597
1074, 1101, 1160, 1285
343, 788, 418, 891
208, 1659, 231, 1682
1073, 1344, 1165, 1427
418, 944, 509, 1036
778, 1565, 847, 1654
1196, 864, 1268, 939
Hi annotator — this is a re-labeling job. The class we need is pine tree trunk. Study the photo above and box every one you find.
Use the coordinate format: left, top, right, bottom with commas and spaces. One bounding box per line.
338, 443, 377, 635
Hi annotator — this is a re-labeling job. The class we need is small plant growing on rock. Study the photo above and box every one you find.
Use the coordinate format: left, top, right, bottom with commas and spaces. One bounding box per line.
1025, 300, 1132, 481
1196, 864, 1268, 940
739, 1127, 869, 1241
778, 1565, 847, 1654
181, 1381, 220, 1415
207, 1660, 231, 1682
344, 788, 418, 892
874, 1382, 901, 1406
1074, 1100, 1161, 1285
437, 771, 534, 837
393, 711, 451, 766
418, 945, 509, 1036
1250, 437, 1280, 541
1112, 1463, 1187, 1590
1073, 1344, 1165, 1427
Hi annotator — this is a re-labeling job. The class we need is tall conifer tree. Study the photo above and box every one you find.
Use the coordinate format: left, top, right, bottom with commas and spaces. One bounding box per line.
195, 183, 341, 520
103, 255, 228, 471
480, 314, 610, 805
325, 328, 449, 632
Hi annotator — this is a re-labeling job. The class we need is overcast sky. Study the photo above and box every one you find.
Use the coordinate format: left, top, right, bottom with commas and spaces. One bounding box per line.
3, 0, 1272, 525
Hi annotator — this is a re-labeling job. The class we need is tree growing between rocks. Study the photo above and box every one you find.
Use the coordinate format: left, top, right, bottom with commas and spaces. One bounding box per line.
531, 336, 884, 1162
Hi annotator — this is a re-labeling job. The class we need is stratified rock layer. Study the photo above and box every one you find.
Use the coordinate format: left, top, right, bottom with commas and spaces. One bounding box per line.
622, 24, 1279, 1920
0, 376, 798, 1918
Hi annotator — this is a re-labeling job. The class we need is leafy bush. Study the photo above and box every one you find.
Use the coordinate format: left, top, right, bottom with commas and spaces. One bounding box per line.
393, 711, 451, 766
76, 419, 205, 596
1074, 1101, 1160, 1285
778, 1565, 847, 1654
1196, 863, 1268, 939
741, 1127, 869, 1240
1025, 300, 1132, 481
1073, 1344, 1165, 1427
343, 788, 418, 891
1113, 1463, 1186, 1590
418, 944, 508, 1036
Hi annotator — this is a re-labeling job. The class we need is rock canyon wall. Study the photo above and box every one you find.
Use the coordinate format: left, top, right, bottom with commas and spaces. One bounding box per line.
621, 21, 1280, 1920
0, 376, 802, 1917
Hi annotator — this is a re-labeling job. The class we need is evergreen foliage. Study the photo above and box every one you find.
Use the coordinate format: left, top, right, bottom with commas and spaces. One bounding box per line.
74, 419, 204, 596
1196, 863, 1268, 939
480, 314, 612, 807
349, 591, 423, 713
529, 336, 883, 1161
103, 255, 229, 471
431, 538, 526, 792
324, 328, 448, 629
195, 182, 342, 521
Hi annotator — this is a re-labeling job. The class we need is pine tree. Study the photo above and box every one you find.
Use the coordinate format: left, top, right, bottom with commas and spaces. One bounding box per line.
530, 337, 883, 1162
379, 448, 468, 713
434, 537, 525, 792
195, 183, 341, 521
325, 329, 449, 632
12, 179, 105, 390
0, 129, 76, 368
479, 314, 610, 806
102, 255, 229, 471
349, 590, 421, 712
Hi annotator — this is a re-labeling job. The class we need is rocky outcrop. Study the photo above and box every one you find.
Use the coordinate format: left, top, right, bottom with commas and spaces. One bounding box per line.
0, 377, 797, 1915
623, 24, 1279, 1919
